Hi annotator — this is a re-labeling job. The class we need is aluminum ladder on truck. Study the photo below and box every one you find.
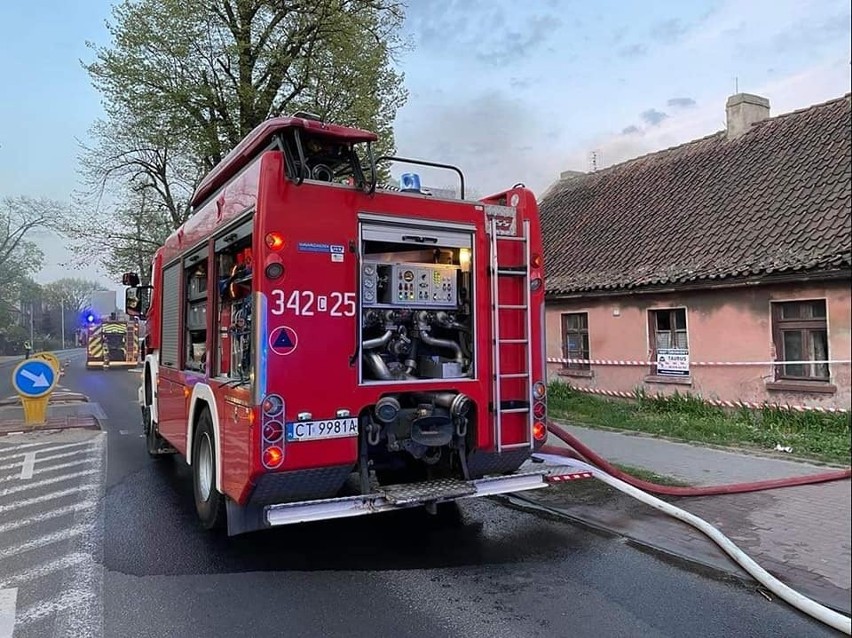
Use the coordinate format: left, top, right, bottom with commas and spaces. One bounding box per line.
488, 213, 534, 452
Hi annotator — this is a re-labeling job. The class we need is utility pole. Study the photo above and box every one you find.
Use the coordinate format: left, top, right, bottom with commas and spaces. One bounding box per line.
61, 300, 66, 349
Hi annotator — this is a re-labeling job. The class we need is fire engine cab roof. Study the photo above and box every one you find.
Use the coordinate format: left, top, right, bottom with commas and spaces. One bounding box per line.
190, 116, 379, 209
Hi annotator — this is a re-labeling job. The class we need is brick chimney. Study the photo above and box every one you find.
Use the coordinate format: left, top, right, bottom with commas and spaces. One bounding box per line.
726, 93, 770, 140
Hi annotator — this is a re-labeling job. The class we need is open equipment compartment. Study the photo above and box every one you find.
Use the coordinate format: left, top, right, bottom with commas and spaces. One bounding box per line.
358, 218, 476, 384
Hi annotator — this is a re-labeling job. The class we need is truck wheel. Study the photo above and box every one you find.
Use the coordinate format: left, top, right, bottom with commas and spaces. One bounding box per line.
192, 409, 225, 530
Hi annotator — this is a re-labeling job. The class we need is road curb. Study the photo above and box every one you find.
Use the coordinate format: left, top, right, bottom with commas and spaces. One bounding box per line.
547, 418, 851, 469
0, 400, 106, 437
497, 493, 851, 617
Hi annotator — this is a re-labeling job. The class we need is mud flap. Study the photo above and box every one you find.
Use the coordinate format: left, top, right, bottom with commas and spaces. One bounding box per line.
226, 499, 266, 536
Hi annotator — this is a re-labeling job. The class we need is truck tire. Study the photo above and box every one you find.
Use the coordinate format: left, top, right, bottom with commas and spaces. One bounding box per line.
192, 408, 225, 530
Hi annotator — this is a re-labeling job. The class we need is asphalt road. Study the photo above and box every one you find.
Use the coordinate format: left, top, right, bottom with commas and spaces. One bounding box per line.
0, 355, 841, 638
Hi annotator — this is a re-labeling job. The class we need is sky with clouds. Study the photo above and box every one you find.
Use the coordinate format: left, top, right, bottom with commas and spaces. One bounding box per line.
0, 0, 850, 286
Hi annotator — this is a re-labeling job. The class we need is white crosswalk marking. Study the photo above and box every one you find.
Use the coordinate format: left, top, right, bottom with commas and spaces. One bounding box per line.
0, 432, 105, 637
0, 469, 100, 499
0, 525, 88, 559
0, 553, 91, 588
0, 486, 90, 516
30, 458, 97, 477
0, 501, 98, 536
0, 455, 94, 482
0, 448, 98, 472
0, 439, 94, 453
0, 440, 94, 463
0, 588, 15, 638
15, 589, 98, 628
19, 454, 35, 480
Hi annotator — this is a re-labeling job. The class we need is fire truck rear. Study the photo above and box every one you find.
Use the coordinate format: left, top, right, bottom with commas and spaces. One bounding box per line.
124, 114, 566, 536
85, 314, 140, 370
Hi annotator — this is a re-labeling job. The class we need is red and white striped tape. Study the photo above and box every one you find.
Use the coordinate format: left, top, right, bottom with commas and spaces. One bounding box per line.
564, 385, 849, 414
547, 357, 852, 367
546, 471, 594, 482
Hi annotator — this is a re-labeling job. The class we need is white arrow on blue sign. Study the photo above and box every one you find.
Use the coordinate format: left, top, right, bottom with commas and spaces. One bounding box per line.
12, 359, 58, 398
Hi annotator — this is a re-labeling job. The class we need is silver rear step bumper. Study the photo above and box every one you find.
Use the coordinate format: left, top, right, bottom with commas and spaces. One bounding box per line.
264, 465, 591, 528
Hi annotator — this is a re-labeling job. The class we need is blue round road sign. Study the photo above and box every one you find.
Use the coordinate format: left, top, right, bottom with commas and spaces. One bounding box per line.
12, 359, 58, 399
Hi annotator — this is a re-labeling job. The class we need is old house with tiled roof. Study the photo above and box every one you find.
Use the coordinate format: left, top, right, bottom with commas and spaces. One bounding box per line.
540, 92, 851, 410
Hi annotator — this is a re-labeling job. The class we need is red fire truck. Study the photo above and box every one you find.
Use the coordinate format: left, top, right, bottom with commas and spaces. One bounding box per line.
123, 113, 563, 535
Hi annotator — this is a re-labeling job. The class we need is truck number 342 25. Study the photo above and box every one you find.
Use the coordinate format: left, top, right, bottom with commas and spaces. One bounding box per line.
270, 290, 356, 317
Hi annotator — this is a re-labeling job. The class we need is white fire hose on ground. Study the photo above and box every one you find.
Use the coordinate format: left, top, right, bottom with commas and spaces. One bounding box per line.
532, 453, 852, 635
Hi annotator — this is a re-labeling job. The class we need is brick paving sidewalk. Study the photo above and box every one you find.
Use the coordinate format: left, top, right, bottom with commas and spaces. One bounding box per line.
524, 422, 851, 614
0, 401, 105, 436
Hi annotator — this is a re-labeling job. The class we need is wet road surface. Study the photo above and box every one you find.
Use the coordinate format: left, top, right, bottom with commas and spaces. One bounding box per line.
0, 354, 839, 637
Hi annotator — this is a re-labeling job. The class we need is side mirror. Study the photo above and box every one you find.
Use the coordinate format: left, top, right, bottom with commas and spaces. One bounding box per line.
125, 286, 153, 318
122, 272, 141, 287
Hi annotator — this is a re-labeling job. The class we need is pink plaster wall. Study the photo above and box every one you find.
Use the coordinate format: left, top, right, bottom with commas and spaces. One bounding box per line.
545, 280, 851, 411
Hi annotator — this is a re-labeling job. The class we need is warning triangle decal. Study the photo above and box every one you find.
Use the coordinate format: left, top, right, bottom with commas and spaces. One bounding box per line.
273, 329, 294, 348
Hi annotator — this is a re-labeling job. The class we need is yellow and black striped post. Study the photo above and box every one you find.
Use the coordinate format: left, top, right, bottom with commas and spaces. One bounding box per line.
86, 325, 104, 369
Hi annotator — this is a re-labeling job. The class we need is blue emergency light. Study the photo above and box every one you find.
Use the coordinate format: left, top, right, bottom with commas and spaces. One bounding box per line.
399, 172, 421, 192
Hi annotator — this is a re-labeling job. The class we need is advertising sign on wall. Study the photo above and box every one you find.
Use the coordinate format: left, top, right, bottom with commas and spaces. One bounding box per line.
657, 348, 690, 376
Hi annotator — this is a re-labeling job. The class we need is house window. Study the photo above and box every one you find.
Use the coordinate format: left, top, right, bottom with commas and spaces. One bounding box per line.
561, 312, 590, 370
649, 308, 689, 376
772, 300, 829, 380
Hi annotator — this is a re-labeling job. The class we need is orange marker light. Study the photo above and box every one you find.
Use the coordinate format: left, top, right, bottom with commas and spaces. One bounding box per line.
263, 446, 284, 468
265, 232, 285, 250
531, 253, 543, 269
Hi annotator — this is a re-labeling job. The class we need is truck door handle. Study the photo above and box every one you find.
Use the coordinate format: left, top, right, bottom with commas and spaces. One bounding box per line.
401, 235, 437, 244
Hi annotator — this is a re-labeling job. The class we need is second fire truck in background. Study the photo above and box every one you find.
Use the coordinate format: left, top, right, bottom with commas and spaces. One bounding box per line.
84, 291, 141, 369
85, 316, 140, 369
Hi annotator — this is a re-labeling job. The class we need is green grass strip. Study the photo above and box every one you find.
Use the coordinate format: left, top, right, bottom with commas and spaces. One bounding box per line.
548, 380, 851, 466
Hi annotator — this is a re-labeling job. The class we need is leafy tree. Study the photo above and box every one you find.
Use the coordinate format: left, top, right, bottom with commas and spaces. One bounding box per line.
0, 196, 57, 337
40, 277, 105, 347
0, 196, 51, 289
42, 277, 104, 314
70, 0, 409, 276
64, 185, 174, 284
0, 276, 43, 355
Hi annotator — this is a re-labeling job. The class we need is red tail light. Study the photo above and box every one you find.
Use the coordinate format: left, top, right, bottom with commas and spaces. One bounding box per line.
262, 421, 283, 443
533, 422, 547, 440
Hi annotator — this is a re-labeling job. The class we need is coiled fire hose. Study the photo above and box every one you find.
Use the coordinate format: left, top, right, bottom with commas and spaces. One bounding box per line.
534, 421, 852, 634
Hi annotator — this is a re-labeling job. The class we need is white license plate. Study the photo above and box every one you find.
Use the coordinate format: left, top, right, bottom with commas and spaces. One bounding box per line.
285, 418, 358, 442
